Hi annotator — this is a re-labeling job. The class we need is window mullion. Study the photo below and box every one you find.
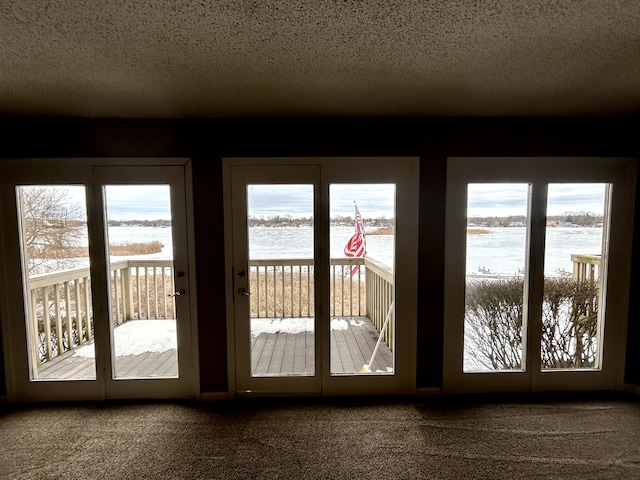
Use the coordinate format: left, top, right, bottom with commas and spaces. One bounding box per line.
524, 181, 547, 388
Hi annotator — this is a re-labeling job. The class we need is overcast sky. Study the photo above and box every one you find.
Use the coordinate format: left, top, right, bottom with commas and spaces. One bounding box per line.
52, 182, 607, 221
59, 185, 171, 221
248, 184, 397, 219
467, 183, 607, 217
104, 185, 171, 220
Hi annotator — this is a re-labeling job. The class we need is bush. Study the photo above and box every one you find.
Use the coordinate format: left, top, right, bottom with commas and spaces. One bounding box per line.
464, 277, 599, 370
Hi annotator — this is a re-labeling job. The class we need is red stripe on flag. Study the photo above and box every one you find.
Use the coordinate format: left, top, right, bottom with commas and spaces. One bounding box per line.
344, 204, 366, 275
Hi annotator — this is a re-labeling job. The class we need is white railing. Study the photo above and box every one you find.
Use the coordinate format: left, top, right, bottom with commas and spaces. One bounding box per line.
28, 267, 94, 363
364, 257, 394, 349
249, 257, 395, 350
571, 254, 601, 283
249, 258, 376, 318
28, 256, 396, 364
109, 260, 175, 325
27, 259, 174, 364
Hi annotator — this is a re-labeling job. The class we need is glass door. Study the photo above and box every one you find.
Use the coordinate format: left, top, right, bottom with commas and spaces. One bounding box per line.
227, 165, 322, 395
0, 164, 102, 400
224, 158, 419, 397
443, 157, 636, 394
322, 160, 418, 396
0, 160, 195, 401
93, 166, 195, 399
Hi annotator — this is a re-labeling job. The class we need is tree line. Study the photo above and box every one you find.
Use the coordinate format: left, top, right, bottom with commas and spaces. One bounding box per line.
470, 211, 604, 227
248, 215, 394, 228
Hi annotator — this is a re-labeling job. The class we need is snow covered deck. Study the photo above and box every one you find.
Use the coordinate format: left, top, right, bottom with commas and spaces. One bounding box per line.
37, 319, 179, 379
37, 316, 393, 380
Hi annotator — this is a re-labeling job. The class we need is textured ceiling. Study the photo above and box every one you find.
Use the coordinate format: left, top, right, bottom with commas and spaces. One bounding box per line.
1, 1, 639, 118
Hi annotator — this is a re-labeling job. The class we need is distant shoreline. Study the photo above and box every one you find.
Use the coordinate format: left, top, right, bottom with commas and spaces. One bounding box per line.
368, 227, 393, 235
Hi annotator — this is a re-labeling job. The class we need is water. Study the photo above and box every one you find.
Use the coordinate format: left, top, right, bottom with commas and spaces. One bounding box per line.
105, 225, 395, 266
76, 225, 602, 276
466, 227, 602, 277
250, 225, 602, 276
249, 226, 394, 268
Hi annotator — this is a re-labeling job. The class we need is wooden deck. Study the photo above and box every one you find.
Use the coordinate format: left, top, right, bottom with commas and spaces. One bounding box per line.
37, 348, 178, 379
36, 316, 392, 380
251, 316, 393, 376
37, 318, 179, 380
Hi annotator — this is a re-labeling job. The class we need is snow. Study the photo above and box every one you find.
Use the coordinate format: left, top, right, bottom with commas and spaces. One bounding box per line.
72, 319, 176, 358
72, 317, 368, 359
250, 317, 366, 335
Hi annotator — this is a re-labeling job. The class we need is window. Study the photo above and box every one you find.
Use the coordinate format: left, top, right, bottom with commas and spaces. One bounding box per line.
443, 157, 636, 394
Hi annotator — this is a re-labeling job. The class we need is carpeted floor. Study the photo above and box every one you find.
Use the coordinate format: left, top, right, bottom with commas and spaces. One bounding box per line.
1, 394, 639, 479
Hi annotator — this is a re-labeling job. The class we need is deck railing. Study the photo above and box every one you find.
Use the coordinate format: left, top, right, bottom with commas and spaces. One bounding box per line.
249, 257, 395, 350
363, 257, 395, 349
571, 254, 601, 283
27, 259, 174, 363
28, 267, 94, 363
27, 253, 598, 366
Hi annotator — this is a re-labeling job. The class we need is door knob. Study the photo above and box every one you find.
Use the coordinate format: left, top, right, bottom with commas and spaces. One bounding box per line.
237, 287, 251, 296
169, 288, 186, 297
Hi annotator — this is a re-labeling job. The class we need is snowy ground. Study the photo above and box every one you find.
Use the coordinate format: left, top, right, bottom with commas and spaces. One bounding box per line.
250, 317, 366, 335
72, 317, 368, 359
73, 319, 177, 358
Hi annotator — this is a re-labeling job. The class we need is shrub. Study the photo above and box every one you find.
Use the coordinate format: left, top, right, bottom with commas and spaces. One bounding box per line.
464, 277, 599, 370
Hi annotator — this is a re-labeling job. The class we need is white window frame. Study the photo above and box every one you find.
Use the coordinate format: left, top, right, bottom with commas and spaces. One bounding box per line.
443, 157, 636, 394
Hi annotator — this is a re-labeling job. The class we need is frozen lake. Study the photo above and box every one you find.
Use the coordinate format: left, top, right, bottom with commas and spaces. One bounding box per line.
83, 225, 603, 277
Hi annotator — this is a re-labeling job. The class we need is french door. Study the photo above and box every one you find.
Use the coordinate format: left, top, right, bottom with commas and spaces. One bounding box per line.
443, 157, 636, 394
223, 157, 419, 397
0, 159, 196, 401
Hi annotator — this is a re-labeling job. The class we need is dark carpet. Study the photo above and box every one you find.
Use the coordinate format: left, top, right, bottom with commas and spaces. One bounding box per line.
1, 394, 639, 479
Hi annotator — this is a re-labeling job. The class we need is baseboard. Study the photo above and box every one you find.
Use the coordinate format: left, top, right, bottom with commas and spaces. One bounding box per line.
198, 392, 231, 401
623, 383, 640, 397
416, 387, 442, 396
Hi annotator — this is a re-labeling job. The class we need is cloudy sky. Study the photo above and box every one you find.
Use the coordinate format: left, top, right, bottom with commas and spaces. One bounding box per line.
104, 185, 171, 220
57, 185, 171, 221
467, 183, 607, 217
51, 182, 607, 221
248, 183, 396, 219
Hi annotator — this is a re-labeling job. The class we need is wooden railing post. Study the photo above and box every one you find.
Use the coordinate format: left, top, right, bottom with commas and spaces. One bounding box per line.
54, 283, 64, 355
42, 286, 52, 360
123, 266, 132, 321
64, 281, 72, 349
84, 276, 93, 340
29, 287, 40, 374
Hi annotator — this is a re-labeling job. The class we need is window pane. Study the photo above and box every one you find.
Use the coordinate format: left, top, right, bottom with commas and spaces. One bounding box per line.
463, 183, 529, 372
329, 184, 395, 375
541, 184, 607, 370
104, 185, 178, 379
17, 185, 96, 380
247, 184, 315, 377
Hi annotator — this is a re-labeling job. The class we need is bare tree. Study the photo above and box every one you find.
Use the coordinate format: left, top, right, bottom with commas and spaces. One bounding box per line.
19, 186, 86, 274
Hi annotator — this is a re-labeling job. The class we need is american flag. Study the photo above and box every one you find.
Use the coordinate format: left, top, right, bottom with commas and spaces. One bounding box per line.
344, 202, 366, 275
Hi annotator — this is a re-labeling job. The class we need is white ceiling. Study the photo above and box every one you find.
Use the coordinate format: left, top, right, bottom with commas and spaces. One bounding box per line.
1, 1, 639, 118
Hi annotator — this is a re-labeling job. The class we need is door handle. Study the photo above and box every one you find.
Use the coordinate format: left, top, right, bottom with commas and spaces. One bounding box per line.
169, 288, 186, 297
237, 287, 251, 296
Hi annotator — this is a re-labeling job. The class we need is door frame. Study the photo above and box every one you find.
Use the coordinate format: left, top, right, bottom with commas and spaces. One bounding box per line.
0, 158, 200, 402
442, 157, 636, 395
222, 157, 419, 398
